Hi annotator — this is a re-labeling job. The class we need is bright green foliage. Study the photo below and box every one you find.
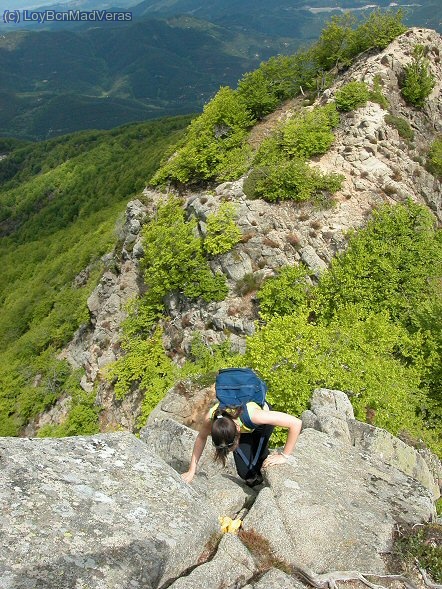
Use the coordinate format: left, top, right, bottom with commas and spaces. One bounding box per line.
151, 87, 254, 185
310, 13, 358, 71
141, 196, 228, 306
369, 75, 389, 110
253, 136, 282, 167
392, 523, 442, 582
312, 201, 442, 453
106, 197, 229, 406
411, 280, 442, 424
314, 201, 442, 328
281, 104, 339, 159
384, 114, 414, 141
257, 265, 312, 320
237, 53, 318, 119
215, 145, 253, 182
401, 44, 435, 107
427, 136, 442, 178
237, 69, 281, 119
204, 202, 242, 256
350, 9, 406, 53
246, 307, 425, 445
335, 81, 370, 112
107, 326, 177, 427
37, 381, 100, 438
0, 117, 191, 436
247, 201, 441, 453
244, 104, 343, 203
310, 10, 406, 71
247, 158, 343, 203
119, 196, 229, 342
252, 105, 340, 165
181, 332, 244, 385
0, 351, 100, 437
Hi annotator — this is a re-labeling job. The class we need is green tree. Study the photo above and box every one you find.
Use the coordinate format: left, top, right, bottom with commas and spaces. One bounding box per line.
335, 81, 370, 112
152, 87, 254, 185
248, 158, 343, 203
246, 307, 426, 445
141, 197, 228, 306
401, 44, 435, 107
237, 69, 280, 119
257, 265, 312, 320
310, 13, 358, 71
314, 201, 442, 328
427, 136, 442, 178
282, 104, 339, 159
204, 202, 242, 256
350, 9, 406, 53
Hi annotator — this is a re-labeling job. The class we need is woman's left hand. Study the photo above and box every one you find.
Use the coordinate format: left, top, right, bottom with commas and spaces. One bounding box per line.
262, 453, 288, 468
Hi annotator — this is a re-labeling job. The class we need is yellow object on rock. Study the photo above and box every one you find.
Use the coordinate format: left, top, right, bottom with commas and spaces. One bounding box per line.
219, 515, 242, 534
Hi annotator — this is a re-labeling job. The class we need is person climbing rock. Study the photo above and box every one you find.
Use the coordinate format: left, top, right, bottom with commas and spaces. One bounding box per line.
181, 368, 302, 486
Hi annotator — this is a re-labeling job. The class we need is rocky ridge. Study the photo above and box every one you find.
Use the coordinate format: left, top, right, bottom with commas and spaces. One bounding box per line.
24, 28, 442, 434
2, 388, 440, 589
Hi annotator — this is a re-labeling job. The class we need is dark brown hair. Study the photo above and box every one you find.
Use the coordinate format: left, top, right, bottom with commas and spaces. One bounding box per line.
211, 407, 241, 467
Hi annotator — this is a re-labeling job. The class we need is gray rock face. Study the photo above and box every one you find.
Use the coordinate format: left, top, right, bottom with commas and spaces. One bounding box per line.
245, 429, 435, 574
1, 390, 439, 589
0, 433, 218, 589
350, 420, 441, 499
300, 245, 328, 278
305, 388, 354, 444
167, 533, 256, 589
303, 388, 441, 499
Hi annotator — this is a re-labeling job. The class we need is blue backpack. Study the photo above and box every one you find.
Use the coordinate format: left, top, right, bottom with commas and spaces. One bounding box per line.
215, 368, 268, 430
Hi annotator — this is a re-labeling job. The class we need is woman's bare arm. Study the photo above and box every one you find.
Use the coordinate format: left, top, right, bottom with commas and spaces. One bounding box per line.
181, 415, 212, 483
251, 408, 302, 467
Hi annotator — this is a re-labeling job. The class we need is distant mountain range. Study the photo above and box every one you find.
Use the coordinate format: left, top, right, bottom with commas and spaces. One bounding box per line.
0, 16, 297, 140
0, 0, 440, 139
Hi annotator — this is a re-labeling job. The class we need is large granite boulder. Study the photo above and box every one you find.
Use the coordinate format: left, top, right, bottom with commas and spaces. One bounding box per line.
243, 428, 436, 574
0, 433, 218, 589
301, 388, 354, 444
302, 388, 441, 499
350, 421, 441, 500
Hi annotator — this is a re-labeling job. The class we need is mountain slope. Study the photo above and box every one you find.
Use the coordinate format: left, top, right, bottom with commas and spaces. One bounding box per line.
0, 16, 298, 140
131, 0, 442, 36
54, 27, 442, 453
0, 115, 191, 435
1, 14, 441, 459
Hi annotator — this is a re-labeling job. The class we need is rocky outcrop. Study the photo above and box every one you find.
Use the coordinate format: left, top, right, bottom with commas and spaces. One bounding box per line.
317, 28, 442, 222
0, 433, 219, 589
1, 388, 439, 589
302, 388, 441, 500
65, 200, 148, 392
244, 428, 434, 573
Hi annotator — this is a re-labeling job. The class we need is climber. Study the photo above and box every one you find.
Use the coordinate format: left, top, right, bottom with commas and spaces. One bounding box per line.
181, 368, 302, 487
